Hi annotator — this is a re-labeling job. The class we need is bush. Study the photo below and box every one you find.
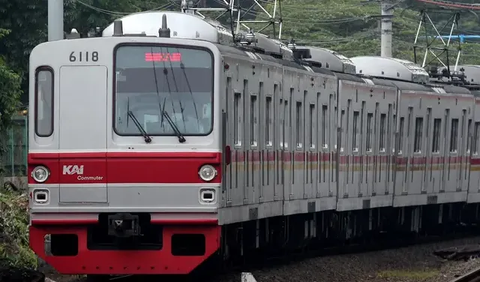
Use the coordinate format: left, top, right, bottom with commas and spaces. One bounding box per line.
0, 189, 36, 268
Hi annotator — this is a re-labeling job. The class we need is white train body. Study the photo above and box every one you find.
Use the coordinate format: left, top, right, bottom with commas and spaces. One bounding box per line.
27, 11, 480, 276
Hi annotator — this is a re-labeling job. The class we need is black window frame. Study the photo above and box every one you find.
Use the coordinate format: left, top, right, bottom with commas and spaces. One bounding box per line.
112, 43, 215, 137
34, 66, 55, 137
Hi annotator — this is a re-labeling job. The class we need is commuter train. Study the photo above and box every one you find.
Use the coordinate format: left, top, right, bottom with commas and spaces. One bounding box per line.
28, 10, 480, 280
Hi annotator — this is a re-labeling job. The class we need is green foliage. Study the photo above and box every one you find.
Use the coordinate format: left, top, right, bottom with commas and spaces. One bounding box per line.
63, 0, 169, 36
0, 1, 47, 76
0, 28, 22, 168
0, 190, 36, 268
252, 0, 480, 65
0, 0, 169, 102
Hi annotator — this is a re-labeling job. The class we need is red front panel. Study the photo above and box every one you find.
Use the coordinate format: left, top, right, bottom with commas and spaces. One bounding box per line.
30, 224, 221, 275
29, 151, 222, 275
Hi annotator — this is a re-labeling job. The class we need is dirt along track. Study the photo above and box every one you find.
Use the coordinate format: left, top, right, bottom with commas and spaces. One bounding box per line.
37, 236, 480, 282
239, 236, 480, 282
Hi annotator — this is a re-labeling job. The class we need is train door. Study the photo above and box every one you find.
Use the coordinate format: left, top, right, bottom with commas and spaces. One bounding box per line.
304, 89, 315, 200
58, 66, 108, 203
329, 92, 337, 198
423, 107, 432, 194
394, 95, 410, 200
233, 72, 246, 207
405, 106, 414, 195
261, 82, 275, 203
386, 102, 394, 196
246, 76, 260, 205
359, 100, 367, 199
468, 100, 480, 203
274, 80, 288, 201
293, 83, 305, 201
338, 98, 348, 198
283, 72, 295, 201
465, 116, 472, 192
458, 109, 468, 192
429, 110, 443, 194
411, 100, 425, 196
338, 86, 357, 201
351, 97, 361, 199
224, 75, 233, 206
365, 102, 375, 197
445, 109, 461, 192
373, 102, 382, 197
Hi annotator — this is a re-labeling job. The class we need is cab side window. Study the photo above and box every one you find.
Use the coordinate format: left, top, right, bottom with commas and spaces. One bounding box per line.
35, 67, 54, 137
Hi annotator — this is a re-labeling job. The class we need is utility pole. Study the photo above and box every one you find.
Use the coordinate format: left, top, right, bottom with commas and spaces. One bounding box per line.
380, 0, 394, 57
48, 0, 64, 41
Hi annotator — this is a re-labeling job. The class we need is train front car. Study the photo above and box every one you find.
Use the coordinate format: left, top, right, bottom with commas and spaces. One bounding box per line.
28, 11, 223, 276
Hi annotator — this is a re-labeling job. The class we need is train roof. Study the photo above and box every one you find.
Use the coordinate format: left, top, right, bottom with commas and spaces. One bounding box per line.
350, 56, 430, 85
350, 56, 475, 95
102, 11, 359, 76
99, 11, 476, 94
457, 65, 480, 85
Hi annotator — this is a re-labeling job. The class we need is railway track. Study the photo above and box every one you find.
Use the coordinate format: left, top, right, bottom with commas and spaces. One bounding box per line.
39, 229, 480, 282
229, 230, 480, 274
452, 266, 480, 282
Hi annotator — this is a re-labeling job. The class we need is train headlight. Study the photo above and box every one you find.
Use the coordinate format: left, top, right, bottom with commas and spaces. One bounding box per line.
198, 165, 217, 182
32, 166, 50, 183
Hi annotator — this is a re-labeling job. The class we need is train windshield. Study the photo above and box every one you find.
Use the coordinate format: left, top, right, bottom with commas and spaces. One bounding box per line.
114, 45, 213, 136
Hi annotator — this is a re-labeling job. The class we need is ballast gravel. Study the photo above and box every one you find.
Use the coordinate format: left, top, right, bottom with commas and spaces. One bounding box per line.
214, 236, 480, 282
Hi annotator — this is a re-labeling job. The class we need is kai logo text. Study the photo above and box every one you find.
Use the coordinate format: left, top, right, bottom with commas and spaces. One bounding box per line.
63, 165, 84, 175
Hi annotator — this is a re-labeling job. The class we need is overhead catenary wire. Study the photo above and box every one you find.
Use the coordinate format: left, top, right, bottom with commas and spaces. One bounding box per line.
74, 0, 176, 16
73, 0, 480, 64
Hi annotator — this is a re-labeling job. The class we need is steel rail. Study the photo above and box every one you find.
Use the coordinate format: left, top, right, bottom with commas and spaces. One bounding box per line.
450, 266, 480, 282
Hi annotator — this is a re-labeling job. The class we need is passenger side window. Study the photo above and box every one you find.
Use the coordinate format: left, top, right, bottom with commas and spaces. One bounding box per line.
414, 117, 423, 153
366, 113, 373, 152
450, 118, 459, 152
353, 111, 359, 152
265, 95, 273, 147
432, 119, 441, 153
295, 101, 303, 148
379, 113, 386, 151
234, 93, 242, 146
399, 117, 405, 154
322, 105, 328, 148
309, 104, 315, 148
474, 122, 480, 155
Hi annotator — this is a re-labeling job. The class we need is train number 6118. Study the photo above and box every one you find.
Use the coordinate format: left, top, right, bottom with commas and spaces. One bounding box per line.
69, 51, 99, 62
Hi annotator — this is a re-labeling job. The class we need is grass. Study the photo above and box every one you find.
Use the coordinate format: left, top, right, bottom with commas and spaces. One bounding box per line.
377, 269, 440, 280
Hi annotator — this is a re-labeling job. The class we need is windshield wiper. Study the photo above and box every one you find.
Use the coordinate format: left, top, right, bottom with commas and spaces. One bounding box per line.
149, 46, 186, 144
127, 111, 152, 144
162, 111, 186, 143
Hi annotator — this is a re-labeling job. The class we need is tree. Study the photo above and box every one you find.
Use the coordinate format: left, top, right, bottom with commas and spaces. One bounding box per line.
0, 0, 169, 103
0, 29, 22, 173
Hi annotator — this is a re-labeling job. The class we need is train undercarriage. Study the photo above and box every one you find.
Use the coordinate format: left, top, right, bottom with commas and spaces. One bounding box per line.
222, 203, 480, 266
29, 202, 480, 280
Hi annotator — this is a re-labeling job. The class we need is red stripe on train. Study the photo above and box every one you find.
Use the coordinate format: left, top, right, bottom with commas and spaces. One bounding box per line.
28, 152, 222, 184
231, 152, 469, 164
28, 151, 476, 184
